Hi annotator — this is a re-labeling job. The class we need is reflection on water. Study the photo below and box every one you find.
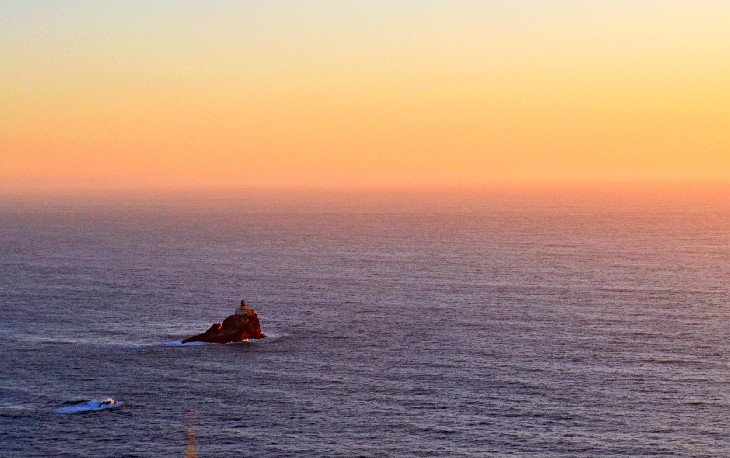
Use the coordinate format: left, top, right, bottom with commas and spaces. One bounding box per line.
0, 207, 728, 455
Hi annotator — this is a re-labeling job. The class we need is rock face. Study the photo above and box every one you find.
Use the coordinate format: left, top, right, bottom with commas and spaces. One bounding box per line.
182, 301, 265, 344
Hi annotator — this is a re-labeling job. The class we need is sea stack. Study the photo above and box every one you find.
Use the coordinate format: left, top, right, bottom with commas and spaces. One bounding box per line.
182, 300, 266, 344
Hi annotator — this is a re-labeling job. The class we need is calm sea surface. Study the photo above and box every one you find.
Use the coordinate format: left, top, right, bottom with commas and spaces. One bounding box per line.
0, 206, 728, 456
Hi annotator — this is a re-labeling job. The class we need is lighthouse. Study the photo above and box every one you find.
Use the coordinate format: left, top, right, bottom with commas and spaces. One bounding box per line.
236, 300, 255, 316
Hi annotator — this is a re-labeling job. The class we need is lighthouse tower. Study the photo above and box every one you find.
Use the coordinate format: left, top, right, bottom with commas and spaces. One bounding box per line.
235, 300, 247, 315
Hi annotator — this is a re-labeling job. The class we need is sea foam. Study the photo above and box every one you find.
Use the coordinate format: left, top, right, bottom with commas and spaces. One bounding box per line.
54, 398, 122, 414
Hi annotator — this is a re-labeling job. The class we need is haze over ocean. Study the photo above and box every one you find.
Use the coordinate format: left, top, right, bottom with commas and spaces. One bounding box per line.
1, 202, 727, 456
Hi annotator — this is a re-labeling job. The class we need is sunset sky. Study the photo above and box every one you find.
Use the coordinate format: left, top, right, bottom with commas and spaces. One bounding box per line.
2, 1, 729, 197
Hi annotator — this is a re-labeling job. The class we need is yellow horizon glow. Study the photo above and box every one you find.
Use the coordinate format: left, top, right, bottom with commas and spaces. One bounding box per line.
2, 1, 729, 194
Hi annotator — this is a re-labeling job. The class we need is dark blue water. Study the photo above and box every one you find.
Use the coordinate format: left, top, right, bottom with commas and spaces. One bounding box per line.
1, 207, 728, 456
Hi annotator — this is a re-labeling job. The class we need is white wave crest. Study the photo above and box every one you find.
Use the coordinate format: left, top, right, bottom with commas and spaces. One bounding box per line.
54, 398, 122, 414
161, 340, 210, 347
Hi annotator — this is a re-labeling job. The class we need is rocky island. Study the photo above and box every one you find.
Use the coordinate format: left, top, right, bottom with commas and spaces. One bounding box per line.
182, 300, 266, 344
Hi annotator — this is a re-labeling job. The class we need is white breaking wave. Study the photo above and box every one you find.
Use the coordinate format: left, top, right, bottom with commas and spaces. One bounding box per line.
54, 398, 122, 414
161, 341, 210, 347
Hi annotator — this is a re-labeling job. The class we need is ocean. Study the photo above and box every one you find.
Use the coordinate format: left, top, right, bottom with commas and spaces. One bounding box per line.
0, 205, 728, 456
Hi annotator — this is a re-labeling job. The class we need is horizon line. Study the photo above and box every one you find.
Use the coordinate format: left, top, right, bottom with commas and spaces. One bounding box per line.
1, 180, 728, 211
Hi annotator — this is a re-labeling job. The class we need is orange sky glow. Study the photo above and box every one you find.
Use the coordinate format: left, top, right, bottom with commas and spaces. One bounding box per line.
2, 1, 729, 204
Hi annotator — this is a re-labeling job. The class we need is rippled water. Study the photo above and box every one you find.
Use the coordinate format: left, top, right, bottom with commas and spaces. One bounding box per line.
1, 207, 728, 456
